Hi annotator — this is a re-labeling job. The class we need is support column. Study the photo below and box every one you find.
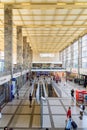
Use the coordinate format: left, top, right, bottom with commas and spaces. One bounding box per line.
4, 4, 13, 74
30, 48, 33, 69
17, 26, 23, 70
25, 42, 29, 69
27, 43, 30, 68
28, 45, 31, 70
23, 36, 27, 69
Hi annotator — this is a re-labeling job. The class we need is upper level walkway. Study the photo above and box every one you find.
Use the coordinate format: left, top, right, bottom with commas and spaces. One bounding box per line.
31, 67, 65, 72
0, 79, 87, 130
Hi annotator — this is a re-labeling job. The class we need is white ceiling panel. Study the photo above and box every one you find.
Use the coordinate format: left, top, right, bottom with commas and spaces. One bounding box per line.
44, 21, 53, 24
46, 10, 55, 15
55, 16, 66, 20
32, 0, 43, 2
45, 16, 54, 20
0, 9, 4, 14
74, 21, 84, 25
1, 0, 15, 2
69, 9, 82, 14
54, 21, 62, 24
19, 10, 32, 15
77, 0, 87, 2
47, 0, 58, 2
13, 16, 21, 20
0, 16, 4, 20
64, 21, 73, 25
66, 16, 77, 20
22, 16, 33, 20
34, 16, 41, 20
78, 16, 87, 20
82, 9, 87, 14
13, 21, 23, 25
56, 9, 68, 14
32, 10, 42, 14
24, 21, 33, 24
59, 0, 74, 2
15, 0, 30, 2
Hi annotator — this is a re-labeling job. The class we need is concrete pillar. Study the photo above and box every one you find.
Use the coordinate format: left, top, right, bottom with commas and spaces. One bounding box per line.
23, 36, 27, 69
30, 48, 33, 68
27, 43, 30, 68
17, 26, 23, 70
26, 42, 29, 69
4, 4, 13, 73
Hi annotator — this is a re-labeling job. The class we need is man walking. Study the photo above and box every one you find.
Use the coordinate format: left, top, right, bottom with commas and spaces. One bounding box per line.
29, 93, 32, 107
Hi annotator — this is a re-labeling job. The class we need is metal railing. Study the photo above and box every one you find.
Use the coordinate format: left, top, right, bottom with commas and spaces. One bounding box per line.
52, 81, 62, 97
0, 71, 11, 77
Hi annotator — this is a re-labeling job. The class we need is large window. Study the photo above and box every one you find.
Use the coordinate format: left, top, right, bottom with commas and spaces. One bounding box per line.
82, 34, 87, 68
59, 52, 62, 62
62, 49, 67, 68
73, 41, 78, 68
66, 46, 71, 68
0, 51, 4, 72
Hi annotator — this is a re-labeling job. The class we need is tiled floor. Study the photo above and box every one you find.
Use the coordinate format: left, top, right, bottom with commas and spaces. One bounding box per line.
0, 80, 87, 130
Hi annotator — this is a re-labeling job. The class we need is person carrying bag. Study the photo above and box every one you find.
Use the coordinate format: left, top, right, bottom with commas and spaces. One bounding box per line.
65, 116, 72, 130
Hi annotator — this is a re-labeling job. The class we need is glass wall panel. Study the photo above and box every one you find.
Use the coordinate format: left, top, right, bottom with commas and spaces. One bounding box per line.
73, 41, 78, 68
82, 34, 87, 69
66, 46, 71, 68
0, 51, 4, 72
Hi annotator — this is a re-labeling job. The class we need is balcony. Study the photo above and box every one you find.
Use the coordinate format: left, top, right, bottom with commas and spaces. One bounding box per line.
31, 67, 65, 72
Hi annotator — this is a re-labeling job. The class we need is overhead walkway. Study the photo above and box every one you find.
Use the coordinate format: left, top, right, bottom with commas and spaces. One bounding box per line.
31, 67, 65, 72
0, 79, 87, 130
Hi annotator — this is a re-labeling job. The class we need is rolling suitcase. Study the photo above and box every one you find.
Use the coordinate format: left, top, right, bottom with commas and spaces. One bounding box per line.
71, 121, 77, 129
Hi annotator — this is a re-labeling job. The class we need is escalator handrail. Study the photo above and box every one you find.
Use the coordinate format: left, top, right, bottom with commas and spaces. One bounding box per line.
36, 82, 40, 104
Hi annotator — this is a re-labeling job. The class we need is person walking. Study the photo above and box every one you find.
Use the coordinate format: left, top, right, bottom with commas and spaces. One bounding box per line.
79, 104, 84, 120
29, 93, 32, 107
71, 89, 74, 101
65, 116, 72, 130
67, 107, 71, 119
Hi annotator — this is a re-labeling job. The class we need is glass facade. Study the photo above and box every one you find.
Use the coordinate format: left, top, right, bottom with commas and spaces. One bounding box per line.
0, 51, 4, 72
62, 49, 67, 68
82, 35, 87, 69
73, 41, 78, 68
66, 46, 71, 68
61, 34, 87, 74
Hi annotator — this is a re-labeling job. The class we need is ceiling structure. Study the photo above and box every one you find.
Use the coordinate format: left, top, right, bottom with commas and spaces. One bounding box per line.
0, 0, 87, 54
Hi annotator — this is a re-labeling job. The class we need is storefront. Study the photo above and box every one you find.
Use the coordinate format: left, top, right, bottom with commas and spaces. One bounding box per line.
0, 80, 12, 105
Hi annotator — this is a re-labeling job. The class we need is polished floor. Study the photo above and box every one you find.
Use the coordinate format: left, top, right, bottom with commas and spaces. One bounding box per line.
0, 79, 87, 130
